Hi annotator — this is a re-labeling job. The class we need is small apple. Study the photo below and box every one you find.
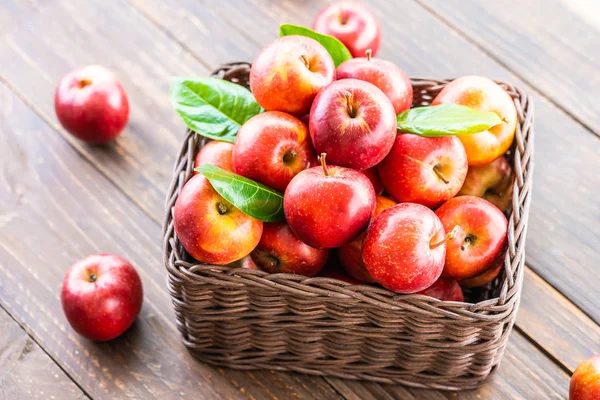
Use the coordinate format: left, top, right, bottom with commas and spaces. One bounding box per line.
233, 111, 316, 192
174, 174, 263, 264
338, 196, 397, 283
435, 196, 508, 280
458, 156, 513, 212
570, 355, 600, 400
418, 278, 464, 302
54, 65, 129, 144
336, 50, 412, 114
377, 133, 468, 208
432, 76, 517, 166
363, 202, 454, 293
362, 167, 384, 195
194, 140, 234, 174
460, 259, 503, 288
61, 254, 143, 341
284, 154, 376, 249
250, 35, 335, 116
309, 79, 396, 170
228, 255, 260, 270
312, 2, 381, 57
250, 221, 329, 277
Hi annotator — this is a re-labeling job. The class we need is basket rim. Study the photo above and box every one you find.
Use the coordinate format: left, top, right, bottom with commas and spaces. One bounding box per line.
162, 62, 535, 322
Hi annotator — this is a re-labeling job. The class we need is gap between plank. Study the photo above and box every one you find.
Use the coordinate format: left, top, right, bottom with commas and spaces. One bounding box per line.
0, 301, 93, 400
413, 0, 600, 141
513, 324, 572, 377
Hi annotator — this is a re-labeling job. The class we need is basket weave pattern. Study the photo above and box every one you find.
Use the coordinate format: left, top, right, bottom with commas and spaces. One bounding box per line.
162, 63, 534, 390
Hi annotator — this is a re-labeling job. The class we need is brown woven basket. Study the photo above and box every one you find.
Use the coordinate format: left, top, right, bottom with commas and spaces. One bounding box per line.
162, 62, 534, 390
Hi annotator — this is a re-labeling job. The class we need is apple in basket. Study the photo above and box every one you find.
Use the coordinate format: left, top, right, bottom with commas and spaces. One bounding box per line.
458, 155, 514, 212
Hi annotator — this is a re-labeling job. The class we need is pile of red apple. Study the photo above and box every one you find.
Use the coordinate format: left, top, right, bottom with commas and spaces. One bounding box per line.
171, 2, 517, 303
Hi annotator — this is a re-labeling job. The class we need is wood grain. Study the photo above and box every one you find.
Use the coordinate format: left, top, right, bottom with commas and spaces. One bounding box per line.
0, 84, 342, 400
0, 306, 88, 400
418, 0, 600, 138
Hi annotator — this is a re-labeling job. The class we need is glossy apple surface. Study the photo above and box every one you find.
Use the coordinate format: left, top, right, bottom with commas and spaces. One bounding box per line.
418, 278, 464, 302
55, 65, 129, 144
570, 355, 600, 400
378, 133, 468, 208
312, 2, 381, 57
61, 254, 143, 341
458, 155, 513, 212
251, 221, 329, 276
174, 174, 263, 264
336, 52, 412, 114
284, 157, 376, 249
460, 259, 503, 288
363, 203, 447, 293
250, 35, 335, 116
432, 76, 517, 166
435, 196, 508, 280
338, 196, 396, 283
233, 111, 316, 192
309, 79, 396, 170
194, 140, 234, 174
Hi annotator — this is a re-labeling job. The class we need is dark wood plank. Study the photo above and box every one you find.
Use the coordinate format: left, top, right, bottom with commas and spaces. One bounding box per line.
0, 83, 342, 400
418, 0, 600, 138
0, 306, 88, 400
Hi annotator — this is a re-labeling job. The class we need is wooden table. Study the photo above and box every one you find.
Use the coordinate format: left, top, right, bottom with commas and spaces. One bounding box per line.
0, 0, 598, 398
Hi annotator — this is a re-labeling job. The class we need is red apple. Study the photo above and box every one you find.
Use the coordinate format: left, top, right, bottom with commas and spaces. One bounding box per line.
435, 196, 508, 280
312, 2, 381, 58
362, 167, 384, 195
54, 65, 129, 144
363, 203, 450, 293
250, 35, 335, 116
378, 133, 468, 208
309, 79, 396, 170
194, 140, 234, 174
233, 111, 316, 192
284, 154, 376, 249
458, 156, 513, 212
338, 196, 397, 283
417, 278, 464, 302
571, 355, 600, 400
61, 254, 143, 341
432, 76, 517, 166
228, 255, 260, 270
174, 174, 263, 264
460, 259, 503, 288
319, 262, 360, 285
250, 221, 329, 276
336, 51, 412, 114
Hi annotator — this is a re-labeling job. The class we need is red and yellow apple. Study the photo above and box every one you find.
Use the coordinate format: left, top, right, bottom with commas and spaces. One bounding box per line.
363, 203, 449, 293
233, 111, 316, 192
250, 35, 335, 116
312, 2, 381, 57
458, 155, 513, 212
338, 195, 396, 283
418, 278, 464, 302
174, 174, 263, 264
309, 79, 396, 170
435, 196, 508, 280
432, 76, 517, 166
570, 355, 600, 400
194, 140, 234, 174
284, 155, 376, 249
336, 51, 412, 114
251, 221, 329, 277
377, 134, 468, 208
460, 259, 503, 288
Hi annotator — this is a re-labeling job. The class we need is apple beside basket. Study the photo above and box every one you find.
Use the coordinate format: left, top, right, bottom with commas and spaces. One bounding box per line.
162, 62, 534, 391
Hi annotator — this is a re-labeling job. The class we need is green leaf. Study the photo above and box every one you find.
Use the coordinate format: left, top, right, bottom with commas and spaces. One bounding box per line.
396, 104, 505, 137
195, 165, 284, 222
280, 24, 352, 67
170, 77, 262, 143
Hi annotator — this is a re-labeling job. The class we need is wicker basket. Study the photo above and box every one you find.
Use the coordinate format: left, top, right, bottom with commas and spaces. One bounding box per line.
162, 62, 534, 390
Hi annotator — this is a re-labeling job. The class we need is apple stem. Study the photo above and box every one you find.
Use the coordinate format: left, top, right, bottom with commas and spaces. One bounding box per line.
344, 91, 356, 118
88, 273, 97, 283
217, 202, 228, 215
319, 153, 329, 176
300, 55, 310, 69
365, 49, 372, 61
430, 225, 460, 250
433, 165, 450, 184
